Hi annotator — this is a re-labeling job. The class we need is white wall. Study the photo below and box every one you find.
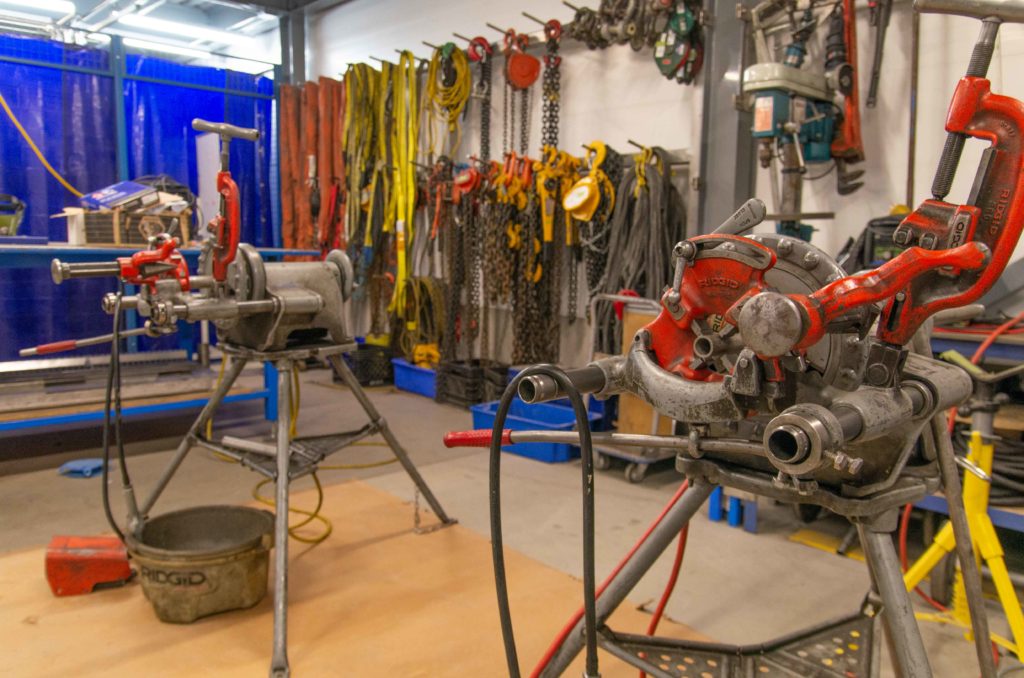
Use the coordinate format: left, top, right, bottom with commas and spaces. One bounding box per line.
308, 0, 701, 172
752, 5, 1024, 261
309, 0, 1024, 254
306, 0, 1024, 359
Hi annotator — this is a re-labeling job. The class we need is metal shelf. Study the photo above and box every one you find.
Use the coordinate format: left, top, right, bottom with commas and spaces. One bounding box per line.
0, 244, 320, 269
0, 245, 310, 434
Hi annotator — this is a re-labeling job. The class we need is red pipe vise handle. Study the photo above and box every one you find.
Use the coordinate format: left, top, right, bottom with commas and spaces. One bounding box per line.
740, 75, 1024, 355
792, 241, 989, 351
874, 76, 1024, 344
443, 429, 513, 448
117, 237, 190, 292
212, 170, 241, 282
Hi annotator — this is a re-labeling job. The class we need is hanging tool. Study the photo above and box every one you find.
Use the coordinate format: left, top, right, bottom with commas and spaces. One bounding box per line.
445, 1, 1024, 674
743, 0, 864, 241
653, 0, 705, 84
866, 0, 893, 107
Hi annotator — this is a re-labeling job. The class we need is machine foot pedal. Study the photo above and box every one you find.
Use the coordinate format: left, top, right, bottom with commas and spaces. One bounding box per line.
45, 535, 132, 596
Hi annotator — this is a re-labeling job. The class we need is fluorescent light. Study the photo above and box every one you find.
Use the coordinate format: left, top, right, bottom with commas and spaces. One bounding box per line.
118, 13, 252, 48
123, 37, 210, 60
0, 0, 74, 14
0, 8, 61, 23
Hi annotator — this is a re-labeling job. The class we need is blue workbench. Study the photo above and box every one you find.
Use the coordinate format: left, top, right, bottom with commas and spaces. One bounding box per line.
0, 244, 320, 434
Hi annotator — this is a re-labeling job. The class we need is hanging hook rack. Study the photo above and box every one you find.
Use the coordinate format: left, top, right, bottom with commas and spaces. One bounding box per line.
394, 49, 428, 65
422, 40, 439, 50
522, 11, 547, 26
627, 139, 647, 151
485, 22, 509, 35
453, 32, 473, 43
562, 1, 582, 10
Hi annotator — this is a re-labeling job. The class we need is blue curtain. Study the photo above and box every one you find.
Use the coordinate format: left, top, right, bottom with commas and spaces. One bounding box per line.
0, 35, 119, 359
124, 55, 275, 247
0, 35, 276, 361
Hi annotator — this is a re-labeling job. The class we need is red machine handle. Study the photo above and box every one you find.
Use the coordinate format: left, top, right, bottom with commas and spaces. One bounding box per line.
443, 429, 513, 448
213, 170, 241, 282
874, 76, 1024, 344
33, 340, 77, 355
793, 242, 989, 350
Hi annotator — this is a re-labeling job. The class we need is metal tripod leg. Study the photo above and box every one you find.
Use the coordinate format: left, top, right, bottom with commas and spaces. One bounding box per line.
327, 354, 454, 526
136, 356, 249, 531
932, 416, 998, 678
540, 478, 715, 678
858, 514, 933, 678
270, 360, 292, 678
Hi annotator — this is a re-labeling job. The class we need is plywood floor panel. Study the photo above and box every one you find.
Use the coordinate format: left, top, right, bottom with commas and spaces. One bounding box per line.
3, 480, 704, 677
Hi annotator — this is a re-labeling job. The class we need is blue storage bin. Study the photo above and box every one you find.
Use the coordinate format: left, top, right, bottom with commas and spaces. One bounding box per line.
392, 358, 436, 398
470, 398, 602, 463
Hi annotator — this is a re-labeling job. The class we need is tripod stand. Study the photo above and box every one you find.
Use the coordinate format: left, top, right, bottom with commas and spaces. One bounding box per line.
904, 354, 1024, 660
538, 459, 935, 677
130, 341, 455, 678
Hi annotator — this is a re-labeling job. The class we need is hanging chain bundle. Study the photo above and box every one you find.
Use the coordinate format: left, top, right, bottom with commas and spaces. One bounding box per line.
540, 21, 562, 150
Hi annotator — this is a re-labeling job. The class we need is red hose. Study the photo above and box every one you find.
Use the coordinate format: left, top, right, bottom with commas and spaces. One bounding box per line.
639, 524, 690, 678
530, 480, 691, 678
946, 308, 1024, 434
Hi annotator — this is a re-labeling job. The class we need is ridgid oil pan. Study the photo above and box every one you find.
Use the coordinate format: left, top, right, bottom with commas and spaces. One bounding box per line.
126, 505, 274, 624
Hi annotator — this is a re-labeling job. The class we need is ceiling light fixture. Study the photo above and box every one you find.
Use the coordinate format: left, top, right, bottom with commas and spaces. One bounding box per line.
118, 13, 252, 48
0, 0, 75, 15
122, 37, 211, 60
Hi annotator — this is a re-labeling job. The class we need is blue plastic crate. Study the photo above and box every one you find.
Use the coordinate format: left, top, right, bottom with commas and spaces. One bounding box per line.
392, 358, 436, 398
470, 398, 602, 463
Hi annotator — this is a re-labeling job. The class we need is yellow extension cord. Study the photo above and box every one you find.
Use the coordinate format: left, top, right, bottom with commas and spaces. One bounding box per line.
426, 44, 471, 157
206, 357, 398, 546
0, 90, 83, 197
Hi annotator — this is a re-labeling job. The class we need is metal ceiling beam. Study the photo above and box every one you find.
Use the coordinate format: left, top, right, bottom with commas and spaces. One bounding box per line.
214, 0, 319, 14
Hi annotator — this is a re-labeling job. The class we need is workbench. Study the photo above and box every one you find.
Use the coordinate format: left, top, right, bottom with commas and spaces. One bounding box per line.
0, 243, 319, 434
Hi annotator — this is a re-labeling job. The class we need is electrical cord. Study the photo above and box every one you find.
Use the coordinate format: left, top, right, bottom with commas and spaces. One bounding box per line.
491, 364, 598, 678
0, 89, 83, 197
426, 44, 471, 156
530, 479, 693, 678
100, 292, 126, 541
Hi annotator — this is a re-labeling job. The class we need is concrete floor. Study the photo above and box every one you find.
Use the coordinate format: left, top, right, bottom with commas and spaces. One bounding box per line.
0, 363, 1015, 677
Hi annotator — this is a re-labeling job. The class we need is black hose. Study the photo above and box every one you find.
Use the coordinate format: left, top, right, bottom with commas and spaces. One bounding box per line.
101, 292, 125, 541
490, 364, 598, 677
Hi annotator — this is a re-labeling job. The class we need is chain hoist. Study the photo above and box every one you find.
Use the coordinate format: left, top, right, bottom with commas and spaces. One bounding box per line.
564, 142, 622, 323
653, 0, 705, 85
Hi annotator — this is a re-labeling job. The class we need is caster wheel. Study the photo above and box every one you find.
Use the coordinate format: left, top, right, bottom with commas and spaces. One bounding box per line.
929, 552, 955, 606
625, 462, 648, 483
594, 452, 613, 471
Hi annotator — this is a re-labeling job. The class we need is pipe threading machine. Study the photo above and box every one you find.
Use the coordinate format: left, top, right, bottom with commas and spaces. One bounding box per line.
447, 1, 1024, 675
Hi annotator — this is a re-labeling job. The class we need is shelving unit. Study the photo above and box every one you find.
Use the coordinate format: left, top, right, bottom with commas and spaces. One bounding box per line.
0, 244, 319, 433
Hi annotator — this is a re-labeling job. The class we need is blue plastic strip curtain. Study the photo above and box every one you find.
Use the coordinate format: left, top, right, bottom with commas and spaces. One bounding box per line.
0, 35, 118, 360
0, 35, 275, 361
123, 55, 275, 247
123, 57, 274, 354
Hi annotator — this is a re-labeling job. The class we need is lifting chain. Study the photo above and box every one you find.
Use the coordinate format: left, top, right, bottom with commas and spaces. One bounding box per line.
541, 22, 562, 150
519, 87, 531, 157
462, 190, 482, 350
512, 195, 547, 364
480, 55, 493, 163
